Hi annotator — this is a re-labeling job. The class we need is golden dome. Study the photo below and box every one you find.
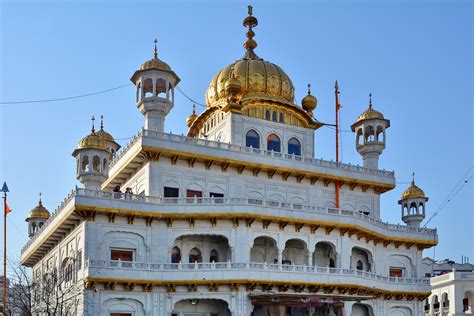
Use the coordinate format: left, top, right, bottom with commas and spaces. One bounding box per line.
401, 180, 426, 199
139, 39, 171, 71
355, 93, 386, 123
96, 115, 117, 143
78, 132, 108, 151
205, 6, 295, 108
206, 58, 295, 107
186, 104, 198, 127
140, 58, 171, 72
27, 200, 50, 220
301, 84, 317, 114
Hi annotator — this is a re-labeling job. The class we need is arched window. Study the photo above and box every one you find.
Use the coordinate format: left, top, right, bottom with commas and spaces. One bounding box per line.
189, 247, 202, 263
103, 158, 108, 171
288, 137, 301, 156
410, 202, 417, 215
329, 258, 335, 268
81, 156, 89, 171
92, 156, 100, 172
272, 111, 277, 122
267, 134, 281, 152
210, 249, 219, 263
279, 113, 284, 123
265, 110, 270, 120
246, 130, 260, 149
171, 246, 181, 263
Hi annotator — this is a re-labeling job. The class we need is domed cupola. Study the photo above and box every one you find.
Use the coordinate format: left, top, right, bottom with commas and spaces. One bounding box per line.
398, 173, 428, 227
130, 39, 180, 133
26, 193, 50, 237
351, 93, 390, 169
205, 6, 295, 108
95, 115, 120, 155
72, 116, 112, 191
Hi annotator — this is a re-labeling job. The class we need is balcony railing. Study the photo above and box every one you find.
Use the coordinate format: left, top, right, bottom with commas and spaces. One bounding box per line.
21, 187, 438, 255
76, 188, 436, 235
108, 129, 395, 178
85, 259, 430, 286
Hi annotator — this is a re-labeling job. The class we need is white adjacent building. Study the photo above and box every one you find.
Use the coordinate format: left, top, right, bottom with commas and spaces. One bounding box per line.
20, 6, 438, 316
423, 258, 474, 315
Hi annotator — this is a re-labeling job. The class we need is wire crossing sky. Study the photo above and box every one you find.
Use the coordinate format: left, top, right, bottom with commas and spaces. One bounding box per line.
0, 0, 473, 263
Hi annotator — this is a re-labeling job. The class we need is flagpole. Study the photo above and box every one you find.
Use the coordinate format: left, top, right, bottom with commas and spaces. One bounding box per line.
1, 182, 8, 316
335, 81, 341, 208
2, 190, 6, 316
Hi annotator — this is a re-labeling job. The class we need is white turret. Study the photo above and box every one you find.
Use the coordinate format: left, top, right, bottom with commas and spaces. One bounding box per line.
130, 39, 180, 133
351, 93, 390, 169
72, 117, 112, 191
399, 173, 428, 227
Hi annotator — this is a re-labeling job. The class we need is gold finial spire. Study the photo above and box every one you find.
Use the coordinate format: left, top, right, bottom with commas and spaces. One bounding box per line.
39, 192, 42, 204
153, 38, 158, 59
100, 115, 104, 130
242, 5, 259, 60
412, 172, 416, 184
307, 84, 312, 95
369, 92, 373, 108
91, 115, 96, 133
192, 103, 196, 115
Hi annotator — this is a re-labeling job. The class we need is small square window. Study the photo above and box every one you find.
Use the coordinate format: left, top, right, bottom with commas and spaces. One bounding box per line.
110, 249, 134, 261
389, 267, 404, 277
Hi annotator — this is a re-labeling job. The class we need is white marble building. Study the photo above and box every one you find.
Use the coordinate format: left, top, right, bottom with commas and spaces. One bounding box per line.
21, 6, 438, 316
422, 258, 474, 316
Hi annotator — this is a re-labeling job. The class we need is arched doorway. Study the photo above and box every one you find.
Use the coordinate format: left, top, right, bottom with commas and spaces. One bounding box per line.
250, 236, 278, 263
172, 298, 231, 316
313, 242, 337, 267
282, 239, 308, 265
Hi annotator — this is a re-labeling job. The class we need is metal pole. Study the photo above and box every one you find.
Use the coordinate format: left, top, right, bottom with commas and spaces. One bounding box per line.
3, 192, 6, 316
335, 81, 340, 208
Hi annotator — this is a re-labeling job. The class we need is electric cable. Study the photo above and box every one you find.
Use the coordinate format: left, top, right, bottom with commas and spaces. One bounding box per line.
0, 84, 133, 105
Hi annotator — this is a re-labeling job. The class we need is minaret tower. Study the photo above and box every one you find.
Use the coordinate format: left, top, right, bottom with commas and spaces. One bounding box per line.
25, 193, 50, 237
351, 93, 390, 169
399, 173, 428, 227
72, 116, 112, 191
130, 39, 180, 133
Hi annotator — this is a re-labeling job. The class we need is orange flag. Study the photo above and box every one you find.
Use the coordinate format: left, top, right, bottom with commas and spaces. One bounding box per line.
5, 202, 11, 215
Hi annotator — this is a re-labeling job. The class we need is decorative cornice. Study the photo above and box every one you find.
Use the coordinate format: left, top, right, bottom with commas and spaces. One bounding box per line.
74, 206, 436, 249
84, 277, 430, 301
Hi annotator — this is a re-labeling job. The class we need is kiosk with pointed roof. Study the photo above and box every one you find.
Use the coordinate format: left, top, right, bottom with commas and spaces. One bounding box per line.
399, 173, 429, 227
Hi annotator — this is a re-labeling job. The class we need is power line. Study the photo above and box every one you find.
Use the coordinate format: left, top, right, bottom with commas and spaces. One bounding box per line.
175, 86, 207, 108
424, 166, 474, 227
0, 84, 133, 105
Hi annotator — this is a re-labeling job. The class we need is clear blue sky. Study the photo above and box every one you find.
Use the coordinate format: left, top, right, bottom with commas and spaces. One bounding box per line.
1, 0, 472, 264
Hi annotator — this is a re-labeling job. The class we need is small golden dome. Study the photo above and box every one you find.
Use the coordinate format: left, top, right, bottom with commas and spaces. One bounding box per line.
355, 93, 385, 123
27, 200, 50, 220
186, 104, 198, 127
78, 132, 108, 151
401, 180, 426, 199
96, 115, 116, 143
301, 84, 317, 114
225, 73, 243, 96
140, 58, 171, 72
